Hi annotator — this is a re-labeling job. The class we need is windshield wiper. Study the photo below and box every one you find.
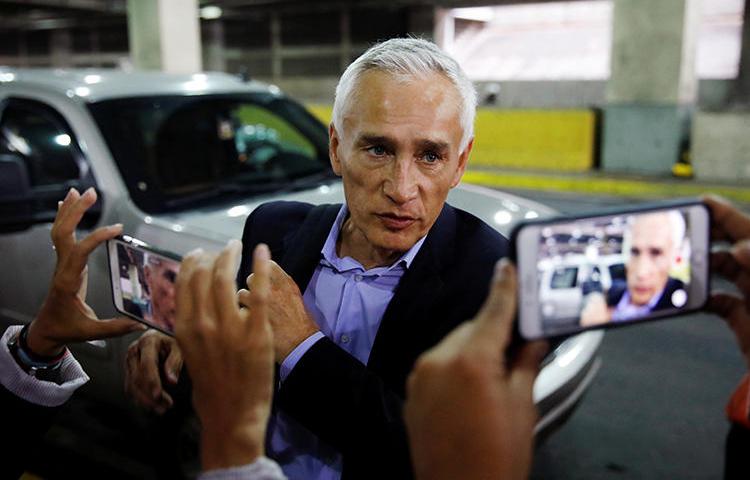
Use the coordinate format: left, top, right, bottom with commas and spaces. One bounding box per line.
277, 170, 337, 192
162, 169, 336, 210
163, 182, 283, 209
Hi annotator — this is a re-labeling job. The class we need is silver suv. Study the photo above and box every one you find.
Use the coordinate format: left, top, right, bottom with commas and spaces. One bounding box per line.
0, 68, 603, 472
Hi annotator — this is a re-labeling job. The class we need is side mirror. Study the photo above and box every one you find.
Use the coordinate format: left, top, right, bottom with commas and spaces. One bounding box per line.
0, 153, 99, 233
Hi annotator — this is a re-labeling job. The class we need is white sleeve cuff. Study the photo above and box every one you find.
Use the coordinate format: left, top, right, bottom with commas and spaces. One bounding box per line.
198, 457, 287, 480
0, 325, 89, 407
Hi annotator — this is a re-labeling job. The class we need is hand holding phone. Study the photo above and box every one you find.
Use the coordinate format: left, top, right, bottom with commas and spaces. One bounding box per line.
512, 200, 711, 340
108, 236, 182, 335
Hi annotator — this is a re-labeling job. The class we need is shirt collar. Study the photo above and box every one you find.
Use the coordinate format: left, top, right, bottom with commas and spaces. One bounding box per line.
320, 204, 427, 272
614, 286, 664, 321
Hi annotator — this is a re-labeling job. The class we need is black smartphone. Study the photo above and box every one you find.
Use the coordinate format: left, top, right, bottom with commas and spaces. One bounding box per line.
107, 235, 182, 336
511, 199, 711, 340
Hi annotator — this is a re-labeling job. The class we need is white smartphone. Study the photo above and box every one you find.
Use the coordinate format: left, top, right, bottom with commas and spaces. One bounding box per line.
107, 235, 182, 336
512, 200, 711, 340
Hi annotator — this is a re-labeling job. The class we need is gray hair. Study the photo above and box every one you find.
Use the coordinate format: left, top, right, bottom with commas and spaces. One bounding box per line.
332, 37, 477, 152
622, 210, 687, 262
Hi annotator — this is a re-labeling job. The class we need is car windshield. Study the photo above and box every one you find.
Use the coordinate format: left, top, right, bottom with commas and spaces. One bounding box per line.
89, 92, 332, 213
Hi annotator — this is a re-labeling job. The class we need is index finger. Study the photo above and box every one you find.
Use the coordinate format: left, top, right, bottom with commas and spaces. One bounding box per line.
704, 195, 750, 242
251, 244, 271, 300
174, 248, 202, 341
212, 239, 243, 325
53, 188, 97, 247
475, 259, 518, 349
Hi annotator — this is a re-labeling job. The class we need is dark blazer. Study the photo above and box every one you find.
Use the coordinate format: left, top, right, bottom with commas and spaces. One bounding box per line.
238, 200, 509, 479
1, 383, 61, 479
607, 277, 686, 312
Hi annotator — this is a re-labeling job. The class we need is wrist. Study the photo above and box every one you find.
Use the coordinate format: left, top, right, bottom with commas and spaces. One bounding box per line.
26, 320, 66, 357
201, 424, 265, 471
278, 325, 320, 361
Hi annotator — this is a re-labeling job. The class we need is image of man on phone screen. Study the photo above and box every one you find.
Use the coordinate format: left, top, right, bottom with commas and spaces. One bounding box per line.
581, 211, 689, 326
121, 248, 178, 332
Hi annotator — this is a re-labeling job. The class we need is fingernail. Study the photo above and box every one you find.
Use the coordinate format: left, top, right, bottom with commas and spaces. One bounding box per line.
168, 371, 178, 383
187, 247, 203, 257
111, 223, 123, 231
494, 258, 509, 280
84, 187, 95, 196
64, 188, 74, 201
256, 243, 270, 260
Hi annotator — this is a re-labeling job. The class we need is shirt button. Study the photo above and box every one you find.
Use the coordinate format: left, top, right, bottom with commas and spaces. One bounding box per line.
354, 274, 363, 282
341, 335, 350, 344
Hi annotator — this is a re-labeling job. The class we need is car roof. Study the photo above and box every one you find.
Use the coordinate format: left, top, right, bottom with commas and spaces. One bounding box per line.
0, 68, 276, 103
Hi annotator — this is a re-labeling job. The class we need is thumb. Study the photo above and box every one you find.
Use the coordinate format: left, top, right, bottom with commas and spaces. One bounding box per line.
163, 345, 184, 384
476, 259, 518, 344
510, 341, 548, 395
87, 317, 146, 340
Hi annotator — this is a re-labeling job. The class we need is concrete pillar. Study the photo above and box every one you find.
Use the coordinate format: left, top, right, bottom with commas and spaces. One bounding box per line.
601, 0, 699, 175
434, 8, 454, 51
50, 29, 72, 68
691, 0, 750, 182
204, 19, 226, 72
733, 0, 750, 105
127, 0, 202, 73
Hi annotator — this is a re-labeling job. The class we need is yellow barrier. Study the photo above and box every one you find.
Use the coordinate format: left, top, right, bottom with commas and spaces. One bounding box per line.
472, 110, 595, 172
306, 105, 596, 172
307, 104, 333, 126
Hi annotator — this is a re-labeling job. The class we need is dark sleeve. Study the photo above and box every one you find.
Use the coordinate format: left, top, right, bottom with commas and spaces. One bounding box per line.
276, 338, 412, 476
0, 384, 62, 479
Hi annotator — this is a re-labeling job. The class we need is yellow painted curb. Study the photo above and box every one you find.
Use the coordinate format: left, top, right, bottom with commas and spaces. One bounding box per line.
462, 170, 750, 204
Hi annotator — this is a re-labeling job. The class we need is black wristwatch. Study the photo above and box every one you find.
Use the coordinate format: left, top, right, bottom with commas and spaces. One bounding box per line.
7, 324, 67, 382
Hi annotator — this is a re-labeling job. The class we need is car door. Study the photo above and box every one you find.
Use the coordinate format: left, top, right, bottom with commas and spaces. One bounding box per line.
0, 97, 100, 329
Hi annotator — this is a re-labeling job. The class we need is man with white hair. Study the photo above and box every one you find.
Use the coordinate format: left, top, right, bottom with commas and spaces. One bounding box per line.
581, 211, 688, 326
608, 211, 688, 320
140, 253, 178, 331
126, 37, 509, 479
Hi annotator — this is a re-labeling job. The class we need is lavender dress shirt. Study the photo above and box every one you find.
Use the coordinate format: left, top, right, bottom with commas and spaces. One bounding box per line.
267, 204, 426, 480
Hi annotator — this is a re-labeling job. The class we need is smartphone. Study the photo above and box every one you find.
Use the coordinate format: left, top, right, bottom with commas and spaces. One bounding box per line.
107, 235, 182, 336
512, 200, 710, 340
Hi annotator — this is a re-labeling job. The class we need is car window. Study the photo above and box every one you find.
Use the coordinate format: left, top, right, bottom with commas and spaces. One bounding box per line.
90, 93, 332, 214
550, 266, 578, 289
0, 100, 83, 186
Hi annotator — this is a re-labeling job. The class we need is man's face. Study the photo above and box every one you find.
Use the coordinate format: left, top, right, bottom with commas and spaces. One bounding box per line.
625, 214, 675, 306
329, 70, 471, 256
144, 261, 178, 330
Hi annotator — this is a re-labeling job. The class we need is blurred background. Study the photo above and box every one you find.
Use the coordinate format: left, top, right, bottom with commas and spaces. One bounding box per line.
1, 0, 749, 192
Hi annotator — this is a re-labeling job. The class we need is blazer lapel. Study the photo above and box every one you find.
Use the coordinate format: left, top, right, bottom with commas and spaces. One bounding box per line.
280, 203, 341, 291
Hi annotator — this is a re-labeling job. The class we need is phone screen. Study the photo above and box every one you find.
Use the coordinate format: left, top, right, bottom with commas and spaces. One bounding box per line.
108, 237, 181, 335
515, 202, 710, 339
